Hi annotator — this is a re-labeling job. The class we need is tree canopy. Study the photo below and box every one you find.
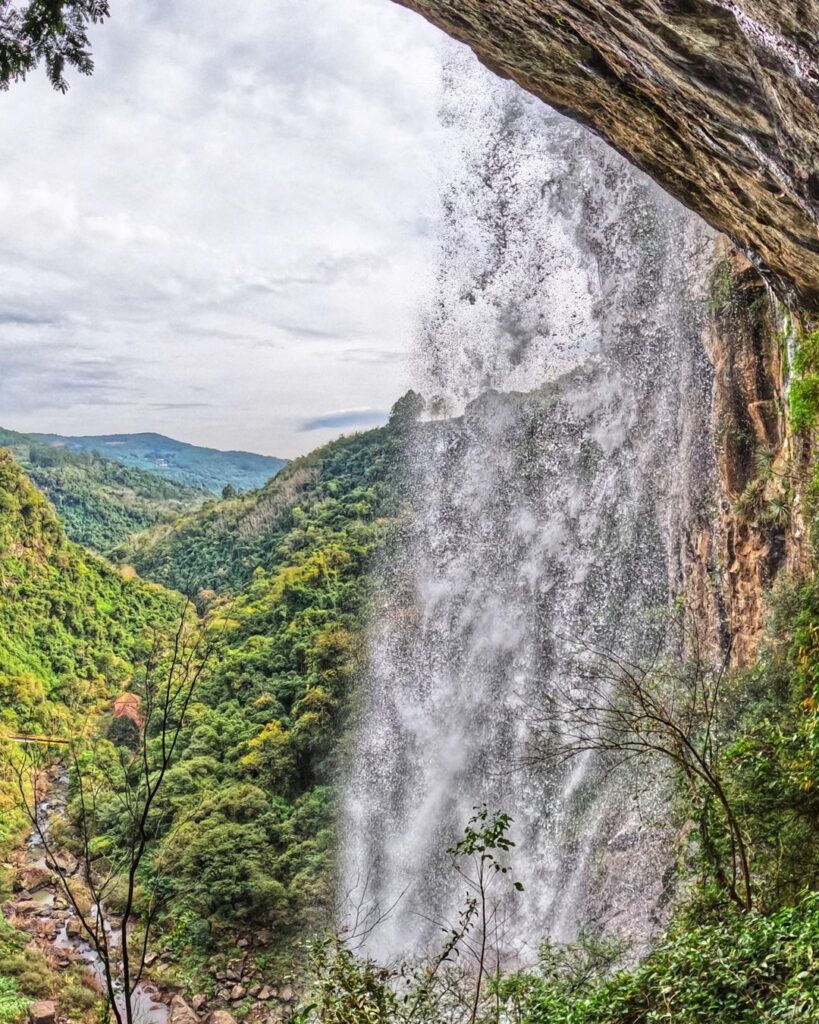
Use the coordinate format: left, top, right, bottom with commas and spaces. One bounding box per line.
0, 1, 109, 92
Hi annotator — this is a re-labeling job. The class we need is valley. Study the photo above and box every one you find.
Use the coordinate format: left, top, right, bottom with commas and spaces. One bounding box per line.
1, 2, 819, 1021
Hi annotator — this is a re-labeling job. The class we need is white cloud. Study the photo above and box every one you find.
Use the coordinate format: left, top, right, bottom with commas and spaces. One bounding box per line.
0, 0, 449, 456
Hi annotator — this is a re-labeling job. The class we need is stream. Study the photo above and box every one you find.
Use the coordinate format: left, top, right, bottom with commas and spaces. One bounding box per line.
4, 767, 171, 1024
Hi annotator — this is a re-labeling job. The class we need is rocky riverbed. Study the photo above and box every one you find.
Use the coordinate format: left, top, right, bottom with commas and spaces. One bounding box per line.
1, 769, 298, 1024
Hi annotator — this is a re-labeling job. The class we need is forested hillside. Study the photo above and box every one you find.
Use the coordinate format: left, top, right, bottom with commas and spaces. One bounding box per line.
0, 428, 206, 552
115, 423, 406, 595
0, 411, 411, 1023
0, 448, 182, 850
30, 432, 287, 495
112, 417, 407, 958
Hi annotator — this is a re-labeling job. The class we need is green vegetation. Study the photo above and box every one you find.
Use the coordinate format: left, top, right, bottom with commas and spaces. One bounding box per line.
115, 426, 403, 594
789, 328, 819, 433
135, 423, 405, 965
295, 895, 819, 1024
0, 411, 409, 1014
0, 427, 206, 551
0, 451, 185, 1022
0, 919, 52, 1023
0, 450, 181, 706
30, 431, 287, 495
0, 448, 181, 856
0, 449, 181, 853
518, 895, 819, 1023
0, 0, 108, 93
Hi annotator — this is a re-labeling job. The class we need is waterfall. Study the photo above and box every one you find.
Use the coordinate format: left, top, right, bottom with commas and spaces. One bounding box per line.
340, 51, 716, 963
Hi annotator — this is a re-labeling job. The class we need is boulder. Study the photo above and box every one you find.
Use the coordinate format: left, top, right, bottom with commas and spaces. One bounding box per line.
16, 865, 52, 893
35, 919, 58, 942
28, 1002, 56, 1024
47, 851, 79, 877
169, 996, 198, 1024
209, 1012, 238, 1024
65, 917, 83, 939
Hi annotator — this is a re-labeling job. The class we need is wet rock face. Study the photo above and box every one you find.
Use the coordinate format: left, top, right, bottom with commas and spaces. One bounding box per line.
394, 0, 819, 309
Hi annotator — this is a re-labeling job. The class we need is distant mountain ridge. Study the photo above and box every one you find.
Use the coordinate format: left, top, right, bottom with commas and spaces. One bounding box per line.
0, 426, 207, 552
29, 430, 287, 494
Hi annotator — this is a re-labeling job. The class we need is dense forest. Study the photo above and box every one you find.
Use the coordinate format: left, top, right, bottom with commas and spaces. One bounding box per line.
0, 407, 411, 1023
0, 446, 183, 858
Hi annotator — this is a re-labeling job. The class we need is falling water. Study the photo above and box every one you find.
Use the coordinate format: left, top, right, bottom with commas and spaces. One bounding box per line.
341, 52, 717, 963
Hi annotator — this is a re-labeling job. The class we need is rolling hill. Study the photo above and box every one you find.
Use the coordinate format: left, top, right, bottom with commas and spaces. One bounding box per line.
29, 431, 287, 495
0, 427, 208, 552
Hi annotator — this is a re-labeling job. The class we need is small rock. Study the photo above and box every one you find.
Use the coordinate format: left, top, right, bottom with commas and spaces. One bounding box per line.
257, 986, 275, 1002
216, 989, 231, 1003
36, 919, 58, 942
191, 995, 208, 1014
248, 985, 260, 998
278, 985, 293, 1004
28, 1001, 56, 1024
229, 984, 246, 1002
65, 917, 83, 939
209, 1012, 238, 1024
236, 938, 249, 948
143, 951, 159, 967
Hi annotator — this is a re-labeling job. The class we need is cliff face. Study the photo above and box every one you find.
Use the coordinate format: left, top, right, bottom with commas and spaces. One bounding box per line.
679, 246, 813, 665
394, 0, 819, 311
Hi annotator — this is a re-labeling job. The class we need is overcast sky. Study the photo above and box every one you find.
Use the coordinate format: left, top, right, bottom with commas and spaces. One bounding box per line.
0, 0, 449, 457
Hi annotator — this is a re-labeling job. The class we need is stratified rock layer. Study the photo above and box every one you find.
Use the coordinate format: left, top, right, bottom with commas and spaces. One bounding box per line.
394, 0, 819, 309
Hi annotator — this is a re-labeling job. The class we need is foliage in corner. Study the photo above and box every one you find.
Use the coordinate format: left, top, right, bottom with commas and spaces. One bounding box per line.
0, 0, 109, 92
